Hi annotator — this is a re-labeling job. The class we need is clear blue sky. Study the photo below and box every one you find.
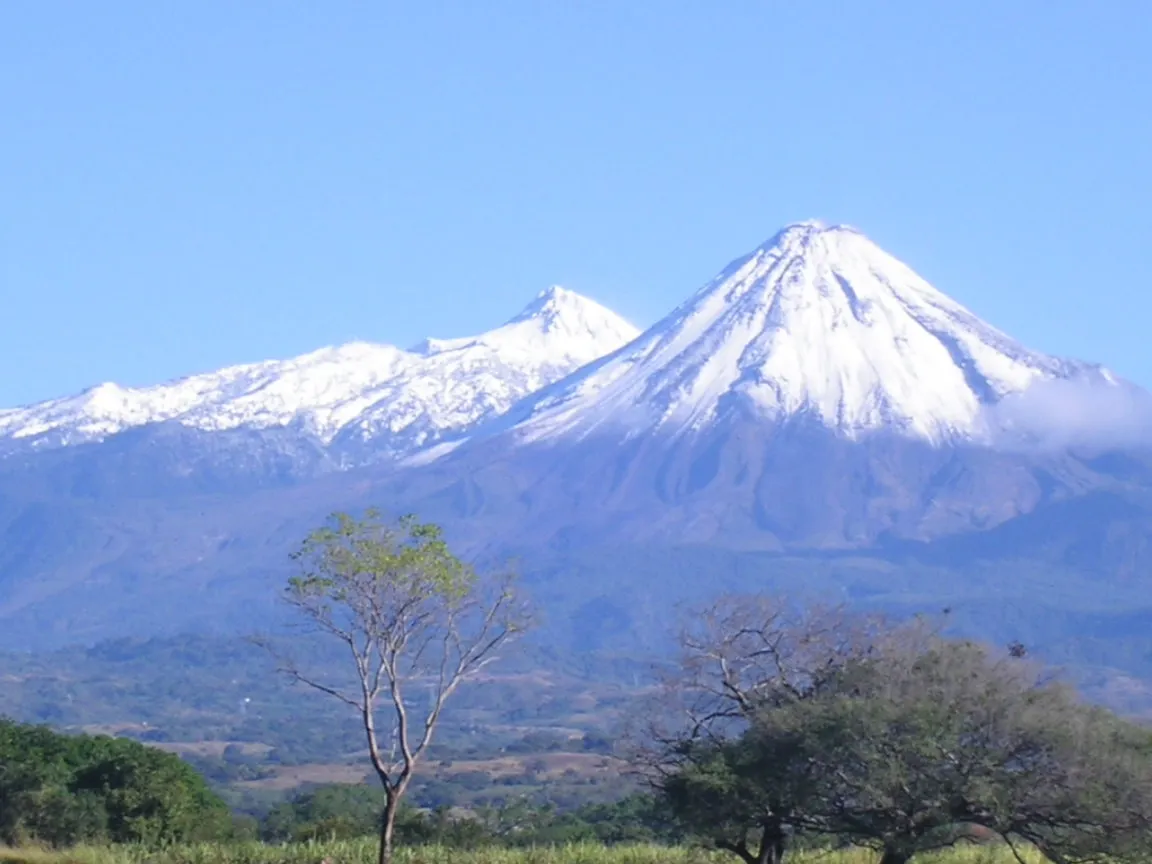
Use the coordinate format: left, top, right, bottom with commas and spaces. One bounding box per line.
3, 2, 1150, 407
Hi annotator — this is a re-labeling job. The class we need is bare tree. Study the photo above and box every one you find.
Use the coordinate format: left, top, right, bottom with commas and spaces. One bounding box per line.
635, 594, 891, 761
633, 595, 892, 864
675, 595, 889, 727
266, 510, 530, 864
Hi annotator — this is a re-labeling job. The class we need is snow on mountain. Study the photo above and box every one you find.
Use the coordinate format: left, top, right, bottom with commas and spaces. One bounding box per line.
495, 222, 1098, 448
0, 286, 639, 456
335, 287, 641, 451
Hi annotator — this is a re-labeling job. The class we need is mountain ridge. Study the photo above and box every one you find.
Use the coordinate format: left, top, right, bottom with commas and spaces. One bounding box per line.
0, 286, 639, 460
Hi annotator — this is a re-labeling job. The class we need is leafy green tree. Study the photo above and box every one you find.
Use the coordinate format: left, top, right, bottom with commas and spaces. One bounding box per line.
71, 739, 231, 844
267, 511, 530, 864
661, 732, 818, 864
0, 760, 44, 844
788, 637, 1152, 864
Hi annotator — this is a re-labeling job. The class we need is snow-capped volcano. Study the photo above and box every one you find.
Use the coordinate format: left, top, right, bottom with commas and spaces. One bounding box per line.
388, 223, 1138, 553
6, 221, 1152, 652
0, 286, 639, 457
500, 222, 1095, 447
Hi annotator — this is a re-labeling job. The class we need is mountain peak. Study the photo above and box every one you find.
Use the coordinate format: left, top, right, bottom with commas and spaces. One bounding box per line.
531, 283, 578, 304
778, 218, 844, 233
418, 286, 637, 355
509, 285, 615, 326
763, 219, 860, 244
497, 225, 1091, 447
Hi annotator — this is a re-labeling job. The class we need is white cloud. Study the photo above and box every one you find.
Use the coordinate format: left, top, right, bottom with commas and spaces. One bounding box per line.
983, 374, 1152, 452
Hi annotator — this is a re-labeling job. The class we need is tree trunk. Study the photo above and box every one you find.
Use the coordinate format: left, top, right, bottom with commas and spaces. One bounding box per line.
756, 823, 786, 864
878, 847, 910, 864
378, 794, 397, 864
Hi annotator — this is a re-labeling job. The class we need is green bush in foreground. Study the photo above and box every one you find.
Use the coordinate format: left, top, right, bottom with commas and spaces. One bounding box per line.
0, 719, 232, 847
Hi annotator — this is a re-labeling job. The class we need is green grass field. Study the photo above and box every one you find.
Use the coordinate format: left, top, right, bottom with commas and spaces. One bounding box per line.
0, 843, 1047, 864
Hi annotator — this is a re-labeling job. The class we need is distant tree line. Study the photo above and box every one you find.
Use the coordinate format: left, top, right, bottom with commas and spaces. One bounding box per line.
259, 784, 676, 846
0, 718, 233, 847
